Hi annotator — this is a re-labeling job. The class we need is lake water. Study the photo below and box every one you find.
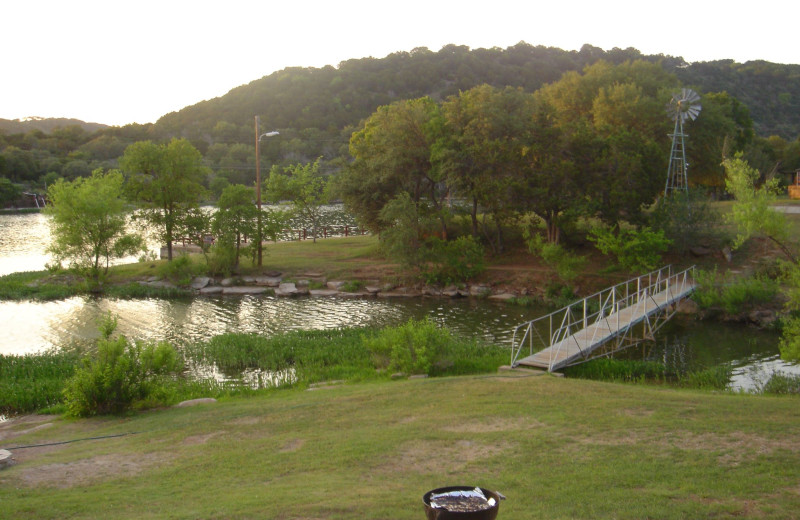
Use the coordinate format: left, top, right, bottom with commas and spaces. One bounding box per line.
1, 211, 798, 391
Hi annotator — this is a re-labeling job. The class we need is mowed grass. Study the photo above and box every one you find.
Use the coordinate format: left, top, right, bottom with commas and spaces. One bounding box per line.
2, 375, 799, 519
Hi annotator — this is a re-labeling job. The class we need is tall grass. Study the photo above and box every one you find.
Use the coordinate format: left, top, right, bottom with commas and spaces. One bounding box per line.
0, 348, 82, 414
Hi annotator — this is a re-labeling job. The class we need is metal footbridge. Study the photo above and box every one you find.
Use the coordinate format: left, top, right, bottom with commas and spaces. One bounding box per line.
510, 265, 696, 372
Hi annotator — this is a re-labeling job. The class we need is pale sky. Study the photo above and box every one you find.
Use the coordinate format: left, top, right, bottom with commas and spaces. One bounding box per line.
2, 0, 797, 127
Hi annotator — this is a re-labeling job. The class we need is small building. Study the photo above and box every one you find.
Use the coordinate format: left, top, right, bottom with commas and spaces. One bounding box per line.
789, 169, 800, 199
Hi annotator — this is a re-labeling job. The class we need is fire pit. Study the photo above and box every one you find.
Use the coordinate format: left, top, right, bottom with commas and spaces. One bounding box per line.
422, 486, 502, 520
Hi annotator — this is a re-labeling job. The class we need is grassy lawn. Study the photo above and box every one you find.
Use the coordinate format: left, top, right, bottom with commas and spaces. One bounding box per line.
2, 374, 799, 519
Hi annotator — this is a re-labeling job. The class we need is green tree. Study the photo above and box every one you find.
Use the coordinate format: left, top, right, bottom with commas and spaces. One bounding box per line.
44, 169, 144, 287
0, 177, 21, 207
439, 85, 532, 252
723, 153, 794, 261
120, 138, 208, 261
265, 158, 330, 243
342, 97, 446, 234
213, 184, 257, 267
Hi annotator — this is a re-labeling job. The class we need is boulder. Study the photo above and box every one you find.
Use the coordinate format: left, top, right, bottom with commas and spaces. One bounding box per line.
488, 293, 517, 301
690, 246, 712, 257
469, 285, 491, 297
190, 277, 211, 290
275, 282, 299, 296
326, 280, 346, 290
199, 286, 224, 295
0, 449, 14, 470
255, 276, 282, 287
309, 289, 340, 297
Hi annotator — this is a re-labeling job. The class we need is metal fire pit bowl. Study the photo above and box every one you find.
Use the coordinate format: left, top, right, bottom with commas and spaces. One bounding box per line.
422, 486, 502, 520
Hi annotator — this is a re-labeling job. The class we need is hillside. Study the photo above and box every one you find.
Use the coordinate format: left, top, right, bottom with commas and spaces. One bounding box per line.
156, 43, 800, 142
0, 117, 108, 135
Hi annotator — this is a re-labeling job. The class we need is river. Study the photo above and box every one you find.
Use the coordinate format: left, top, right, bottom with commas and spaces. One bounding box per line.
1, 211, 798, 391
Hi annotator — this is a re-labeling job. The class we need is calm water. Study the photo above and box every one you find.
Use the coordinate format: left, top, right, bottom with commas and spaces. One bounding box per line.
1, 212, 797, 391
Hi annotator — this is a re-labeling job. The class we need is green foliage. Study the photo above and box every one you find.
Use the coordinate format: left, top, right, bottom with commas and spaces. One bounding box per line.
158, 254, 204, 286
723, 153, 794, 261
363, 318, 454, 375
525, 231, 586, 283
677, 365, 733, 390
0, 176, 22, 206
649, 189, 720, 254
120, 138, 208, 261
44, 169, 144, 286
588, 225, 671, 272
421, 235, 486, 285
760, 372, 800, 395
778, 316, 800, 362
63, 315, 184, 417
213, 184, 257, 267
0, 271, 85, 300
692, 268, 779, 314
265, 159, 330, 242
0, 348, 82, 415
340, 280, 364, 293
377, 192, 425, 267
563, 358, 666, 383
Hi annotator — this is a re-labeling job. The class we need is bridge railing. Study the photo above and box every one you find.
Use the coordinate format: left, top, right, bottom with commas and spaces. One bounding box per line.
510, 265, 695, 369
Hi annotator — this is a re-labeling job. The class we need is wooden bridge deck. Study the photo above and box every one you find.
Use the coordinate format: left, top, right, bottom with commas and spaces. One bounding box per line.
515, 283, 695, 371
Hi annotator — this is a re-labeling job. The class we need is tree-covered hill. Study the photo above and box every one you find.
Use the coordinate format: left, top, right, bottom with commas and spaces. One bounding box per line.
0, 117, 108, 135
154, 43, 800, 144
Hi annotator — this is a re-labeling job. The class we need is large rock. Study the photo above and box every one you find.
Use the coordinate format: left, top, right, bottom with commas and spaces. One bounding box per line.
469, 285, 491, 297
190, 277, 211, 290
199, 286, 224, 295
255, 276, 282, 287
489, 293, 517, 301
275, 282, 299, 296
326, 280, 346, 290
0, 449, 14, 470
309, 289, 340, 297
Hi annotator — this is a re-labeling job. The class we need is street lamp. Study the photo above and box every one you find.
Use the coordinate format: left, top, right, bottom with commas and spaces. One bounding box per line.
254, 115, 279, 267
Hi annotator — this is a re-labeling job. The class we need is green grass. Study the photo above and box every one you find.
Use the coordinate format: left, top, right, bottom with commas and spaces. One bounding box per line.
1, 376, 799, 519
0, 348, 83, 414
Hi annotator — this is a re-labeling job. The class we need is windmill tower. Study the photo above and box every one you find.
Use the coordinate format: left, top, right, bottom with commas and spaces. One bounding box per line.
665, 88, 701, 196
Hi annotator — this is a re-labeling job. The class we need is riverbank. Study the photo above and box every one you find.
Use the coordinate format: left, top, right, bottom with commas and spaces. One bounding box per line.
2, 374, 799, 519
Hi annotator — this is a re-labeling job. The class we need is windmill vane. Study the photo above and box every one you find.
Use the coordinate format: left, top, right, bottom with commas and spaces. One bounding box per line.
665, 89, 701, 196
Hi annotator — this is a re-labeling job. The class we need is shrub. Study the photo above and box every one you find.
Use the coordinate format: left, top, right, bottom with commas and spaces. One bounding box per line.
525, 233, 586, 284
692, 269, 779, 314
588, 225, 671, 272
421, 235, 486, 285
677, 365, 732, 390
779, 315, 800, 362
63, 314, 183, 417
363, 318, 453, 375
159, 254, 204, 286
760, 372, 800, 395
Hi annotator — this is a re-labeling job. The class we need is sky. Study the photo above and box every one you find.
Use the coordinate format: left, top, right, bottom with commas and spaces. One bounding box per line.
2, 0, 797, 127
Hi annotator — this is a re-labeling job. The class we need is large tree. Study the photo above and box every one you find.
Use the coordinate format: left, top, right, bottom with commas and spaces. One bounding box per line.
120, 138, 207, 260
341, 97, 446, 235
439, 85, 533, 252
265, 158, 330, 243
44, 169, 143, 286
213, 184, 258, 268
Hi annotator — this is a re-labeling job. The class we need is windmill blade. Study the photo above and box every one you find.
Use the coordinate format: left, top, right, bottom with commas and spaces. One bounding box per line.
686, 105, 702, 121
684, 89, 701, 104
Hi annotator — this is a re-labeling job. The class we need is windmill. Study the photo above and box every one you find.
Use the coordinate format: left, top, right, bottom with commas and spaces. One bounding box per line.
664, 88, 701, 196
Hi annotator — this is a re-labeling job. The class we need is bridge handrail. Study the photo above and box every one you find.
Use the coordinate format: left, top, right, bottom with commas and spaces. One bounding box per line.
510, 265, 695, 369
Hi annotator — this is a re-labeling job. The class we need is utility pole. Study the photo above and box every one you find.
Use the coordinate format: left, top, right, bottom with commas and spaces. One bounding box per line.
254, 115, 263, 267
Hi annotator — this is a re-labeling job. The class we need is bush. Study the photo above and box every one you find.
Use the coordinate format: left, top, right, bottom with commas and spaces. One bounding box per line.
63, 314, 183, 417
159, 254, 204, 286
677, 365, 732, 390
692, 269, 779, 314
421, 235, 486, 285
525, 233, 586, 284
760, 372, 800, 395
649, 189, 720, 254
779, 315, 800, 362
363, 318, 453, 375
588, 225, 671, 272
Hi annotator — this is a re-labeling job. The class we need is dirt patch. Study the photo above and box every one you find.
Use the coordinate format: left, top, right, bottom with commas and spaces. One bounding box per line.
378, 439, 511, 474
441, 417, 543, 434
617, 407, 655, 418
11, 451, 171, 489
226, 416, 264, 426
279, 439, 305, 453
182, 431, 224, 446
0, 415, 58, 443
